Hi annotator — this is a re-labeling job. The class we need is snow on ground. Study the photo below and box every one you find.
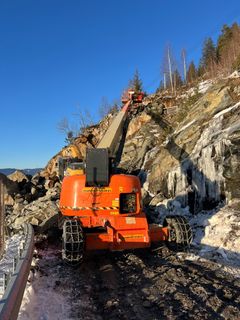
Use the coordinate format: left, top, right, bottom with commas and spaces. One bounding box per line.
226, 70, 240, 79
179, 79, 213, 100
198, 79, 213, 94
0, 234, 25, 272
154, 199, 240, 277
18, 245, 72, 320
179, 87, 196, 99
0, 233, 25, 297
188, 201, 240, 277
174, 119, 196, 135
213, 101, 240, 119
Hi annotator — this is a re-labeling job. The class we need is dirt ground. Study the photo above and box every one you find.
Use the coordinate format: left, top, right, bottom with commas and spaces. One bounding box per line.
20, 238, 240, 320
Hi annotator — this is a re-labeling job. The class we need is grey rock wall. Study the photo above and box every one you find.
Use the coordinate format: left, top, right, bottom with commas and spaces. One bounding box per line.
120, 78, 240, 214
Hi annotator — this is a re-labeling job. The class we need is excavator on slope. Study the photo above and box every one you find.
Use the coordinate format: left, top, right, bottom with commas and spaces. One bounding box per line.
59, 90, 192, 264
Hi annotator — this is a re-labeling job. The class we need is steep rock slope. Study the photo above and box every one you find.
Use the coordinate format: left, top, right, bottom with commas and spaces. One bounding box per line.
119, 77, 240, 212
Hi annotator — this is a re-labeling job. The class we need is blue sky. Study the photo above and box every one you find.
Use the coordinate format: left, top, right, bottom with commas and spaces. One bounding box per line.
0, 0, 240, 168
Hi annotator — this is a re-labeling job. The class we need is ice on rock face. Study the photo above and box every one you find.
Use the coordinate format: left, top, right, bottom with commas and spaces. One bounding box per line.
165, 105, 235, 212
143, 181, 149, 192
168, 199, 182, 209
167, 102, 240, 212
167, 167, 188, 200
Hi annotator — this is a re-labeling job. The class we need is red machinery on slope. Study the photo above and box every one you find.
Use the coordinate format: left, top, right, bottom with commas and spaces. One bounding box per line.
59, 93, 192, 264
121, 89, 145, 104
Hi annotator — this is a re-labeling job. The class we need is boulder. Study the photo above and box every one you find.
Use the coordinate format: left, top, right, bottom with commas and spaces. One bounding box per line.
4, 194, 15, 206
8, 170, 29, 183
0, 173, 19, 195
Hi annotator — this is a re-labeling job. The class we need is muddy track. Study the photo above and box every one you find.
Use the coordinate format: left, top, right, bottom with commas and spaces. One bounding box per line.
19, 239, 240, 320
74, 249, 240, 320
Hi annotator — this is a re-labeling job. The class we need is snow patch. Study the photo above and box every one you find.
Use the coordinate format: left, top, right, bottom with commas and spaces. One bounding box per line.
153, 199, 240, 277
175, 119, 196, 135
188, 203, 240, 276
18, 247, 72, 320
0, 234, 24, 274
0, 233, 25, 298
198, 80, 213, 94
227, 70, 240, 79
213, 101, 240, 119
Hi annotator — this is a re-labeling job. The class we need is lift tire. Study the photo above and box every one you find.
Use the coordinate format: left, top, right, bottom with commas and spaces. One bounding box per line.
62, 219, 85, 265
163, 215, 192, 251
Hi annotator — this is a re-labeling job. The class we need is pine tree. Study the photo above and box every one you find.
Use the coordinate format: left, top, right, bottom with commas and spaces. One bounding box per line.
232, 53, 240, 71
157, 80, 165, 93
231, 23, 240, 61
197, 64, 205, 78
215, 23, 240, 72
200, 38, 217, 69
128, 69, 143, 92
199, 37, 217, 76
187, 61, 197, 83
173, 69, 183, 89
216, 24, 233, 61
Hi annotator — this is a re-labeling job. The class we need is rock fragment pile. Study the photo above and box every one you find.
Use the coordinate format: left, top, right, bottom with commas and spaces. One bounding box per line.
0, 170, 61, 234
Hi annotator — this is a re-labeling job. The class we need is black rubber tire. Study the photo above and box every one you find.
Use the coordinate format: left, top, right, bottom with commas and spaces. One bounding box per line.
163, 215, 192, 251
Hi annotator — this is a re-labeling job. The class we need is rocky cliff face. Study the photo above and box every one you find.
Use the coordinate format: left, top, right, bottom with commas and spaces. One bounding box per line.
118, 76, 240, 216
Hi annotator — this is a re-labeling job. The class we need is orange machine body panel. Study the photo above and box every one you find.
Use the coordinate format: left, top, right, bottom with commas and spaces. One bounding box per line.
59, 174, 168, 251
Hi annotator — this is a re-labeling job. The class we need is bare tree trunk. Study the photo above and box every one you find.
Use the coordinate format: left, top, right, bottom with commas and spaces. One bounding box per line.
168, 47, 173, 93
163, 73, 167, 90
173, 72, 176, 96
182, 49, 187, 83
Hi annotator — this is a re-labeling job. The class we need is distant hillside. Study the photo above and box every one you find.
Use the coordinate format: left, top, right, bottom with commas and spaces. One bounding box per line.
0, 168, 42, 176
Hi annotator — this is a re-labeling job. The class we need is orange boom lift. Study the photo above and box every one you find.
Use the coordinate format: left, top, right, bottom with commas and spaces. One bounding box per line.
59, 91, 192, 264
